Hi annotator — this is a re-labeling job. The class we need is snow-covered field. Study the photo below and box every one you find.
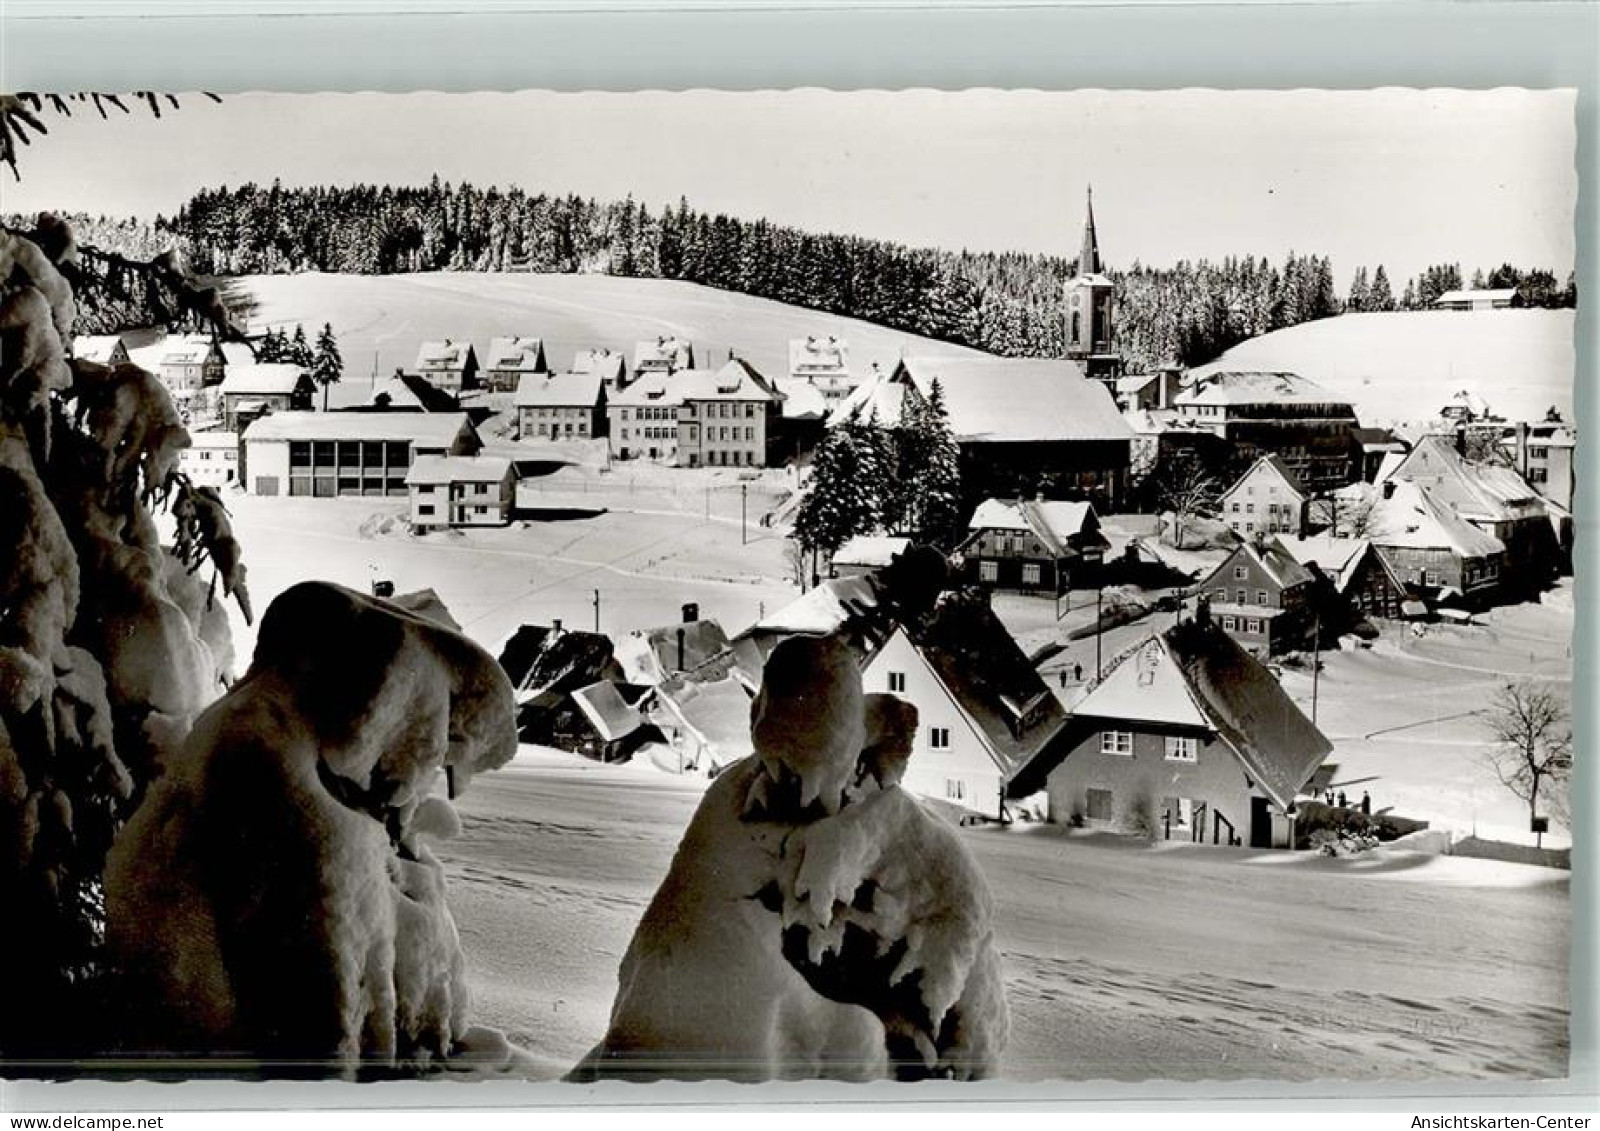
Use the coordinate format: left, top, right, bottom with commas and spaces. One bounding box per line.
234, 272, 985, 402
442, 751, 1569, 1082
1189, 309, 1575, 427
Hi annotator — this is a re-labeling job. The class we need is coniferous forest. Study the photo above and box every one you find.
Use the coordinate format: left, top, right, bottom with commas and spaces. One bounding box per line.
16, 176, 1576, 370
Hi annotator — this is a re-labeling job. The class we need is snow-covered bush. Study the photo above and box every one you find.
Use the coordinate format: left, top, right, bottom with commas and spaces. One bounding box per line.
106, 581, 519, 1074
575, 634, 1008, 1081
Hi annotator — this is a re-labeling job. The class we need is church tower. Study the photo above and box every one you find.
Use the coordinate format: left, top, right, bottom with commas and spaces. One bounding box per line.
1063, 186, 1122, 381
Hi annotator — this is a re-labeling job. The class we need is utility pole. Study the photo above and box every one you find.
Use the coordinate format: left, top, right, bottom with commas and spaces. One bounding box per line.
741, 483, 748, 545
592, 588, 601, 633
1095, 585, 1104, 680
1311, 607, 1322, 724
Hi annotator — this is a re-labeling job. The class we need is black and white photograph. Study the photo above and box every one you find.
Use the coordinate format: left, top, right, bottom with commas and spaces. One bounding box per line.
0, 83, 1580, 1089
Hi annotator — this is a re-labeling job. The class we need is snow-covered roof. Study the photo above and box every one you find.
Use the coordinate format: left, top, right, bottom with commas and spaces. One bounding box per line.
73, 334, 126, 364
755, 575, 879, 637
368, 373, 461, 412
826, 366, 905, 428
497, 623, 621, 698
774, 378, 829, 420
572, 348, 628, 382
895, 357, 1133, 444
219, 363, 309, 396
608, 370, 685, 408
651, 673, 753, 769
1388, 435, 1545, 522
966, 498, 1101, 558
1220, 454, 1307, 503
514, 370, 604, 409
570, 681, 645, 744
1203, 538, 1316, 595
186, 429, 238, 451
788, 335, 850, 376
1373, 450, 1407, 485
1440, 389, 1493, 419
673, 359, 783, 403
243, 411, 473, 446
1114, 374, 1159, 394
1011, 619, 1333, 810
1435, 288, 1518, 304
160, 334, 222, 366
832, 535, 911, 569
405, 454, 514, 486
616, 620, 732, 685
1176, 370, 1351, 409
1276, 534, 1371, 592
633, 337, 694, 371
484, 336, 547, 373
414, 339, 475, 371
1369, 480, 1506, 558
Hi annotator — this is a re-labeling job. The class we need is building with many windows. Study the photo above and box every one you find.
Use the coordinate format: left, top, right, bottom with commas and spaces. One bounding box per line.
241, 411, 479, 497
958, 497, 1108, 594
673, 359, 784, 468
1173, 370, 1361, 492
608, 371, 683, 461
1198, 537, 1318, 656
1218, 454, 1308, 539
515, 371, 606, 441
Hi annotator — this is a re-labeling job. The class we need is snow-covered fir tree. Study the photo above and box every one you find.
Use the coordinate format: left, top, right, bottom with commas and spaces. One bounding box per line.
312, 321, 342, 411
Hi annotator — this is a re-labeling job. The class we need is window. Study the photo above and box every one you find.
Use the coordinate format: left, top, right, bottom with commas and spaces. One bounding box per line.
1247, 618, 1263, 633
1236, 589, 1247, 603
1215, 588, 1228, 602
1221, 615, 1237, 630
1257, 589, 1269, 605
887, 672, 906, 693
1231, 502, 1240, 514
930, 727, 951, 750
417, 504, 435, 517
1100, 731, 1133, 756
946, 779, 965, 801
1234, 566, 1247, 580
979, 561, 998, 582
1022, 563, 1042, 586
1165, 736, 1198, 762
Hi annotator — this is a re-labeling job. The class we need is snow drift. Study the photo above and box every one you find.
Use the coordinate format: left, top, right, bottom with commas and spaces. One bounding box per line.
106, 581, 520, 1074
574, 633, 1008, 1081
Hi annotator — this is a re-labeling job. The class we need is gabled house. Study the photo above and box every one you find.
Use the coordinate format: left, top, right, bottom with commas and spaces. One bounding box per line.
1198, 537, 1317, 656
1434, 288, 1518, 311
218, 363, 316, 429
482, 336, 549, 392
1366, 479, 1505, 607
414, 339, 480, 393
73, 334, 130, 367
367, 372, 462, 413
566, 681, 661, 763
859, 591, 1070, 819
788, 336, 855, 403
1382, 434, 1553, 593
1004, 614, 1333, 849
1278, 534, 1409, 623
572, 348, 629, 390
958, 498, 1108, 594
514, 371, 606, 442
607, 371, 683, 461
1218, 454, 1308, 540
406, 455, 518, 528
632, 336, 694, 381
615, 617, 733, 685
157, 334, 227, 393
647, 670, 755, 775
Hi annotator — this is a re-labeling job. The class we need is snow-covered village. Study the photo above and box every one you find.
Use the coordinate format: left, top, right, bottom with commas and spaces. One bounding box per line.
0, 88, 1580, 1087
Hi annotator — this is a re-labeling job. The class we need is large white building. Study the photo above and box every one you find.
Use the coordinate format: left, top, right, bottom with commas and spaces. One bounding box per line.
241, 411, 479, 497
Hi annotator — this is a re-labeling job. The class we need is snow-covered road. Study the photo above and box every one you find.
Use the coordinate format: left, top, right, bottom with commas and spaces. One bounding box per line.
441, 755, 1569, 1083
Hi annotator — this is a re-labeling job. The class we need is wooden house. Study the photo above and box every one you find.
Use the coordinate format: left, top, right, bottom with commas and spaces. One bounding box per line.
1278, 534, 1409, 623
958, 498, 1108, 594
1174, 370, 1361, 492
1367, 479, 1506, 608
1198, 537, 1317, 656
1005, 614, 1333, 848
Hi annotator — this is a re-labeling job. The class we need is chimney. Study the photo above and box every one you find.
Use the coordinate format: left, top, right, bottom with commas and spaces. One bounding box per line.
1454, 424, 1467, 457
676, 627, 686, 673
682, 601, 699, 623
1381, 480, 1396, 500
1514, 421, 1530, 477
550, 617, 563, 634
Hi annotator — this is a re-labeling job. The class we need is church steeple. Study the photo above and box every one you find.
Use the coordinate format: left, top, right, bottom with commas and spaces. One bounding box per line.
1077, 184, 1102, 276
1063, 183, 1120, 380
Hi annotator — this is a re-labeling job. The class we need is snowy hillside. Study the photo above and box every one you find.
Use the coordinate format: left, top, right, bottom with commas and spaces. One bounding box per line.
1189, 309, 1575, 427
235, 272, 988, 400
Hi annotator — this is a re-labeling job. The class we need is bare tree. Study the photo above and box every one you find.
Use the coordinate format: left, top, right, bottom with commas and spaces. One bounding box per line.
1482, 682, 1573, 836
1155, 454, 1221, 550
